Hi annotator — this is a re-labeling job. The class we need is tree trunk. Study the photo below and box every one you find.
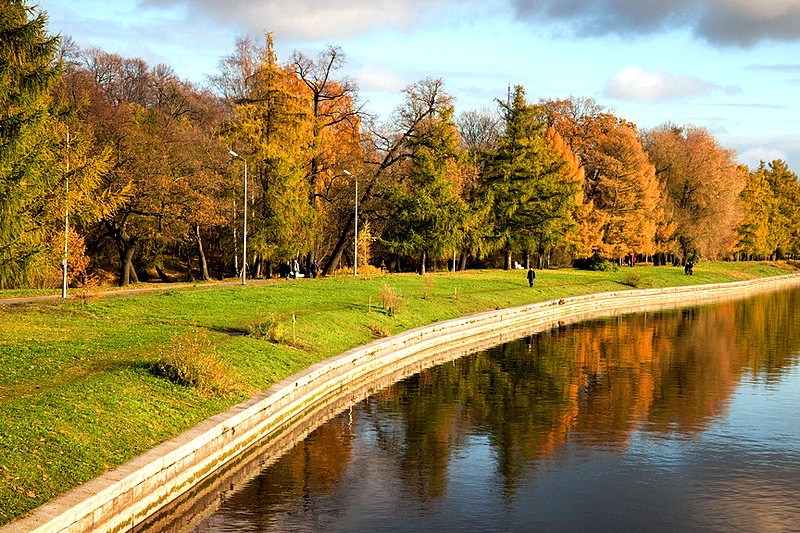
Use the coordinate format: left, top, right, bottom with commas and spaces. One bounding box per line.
458, 251, 468, 272
120, 244, 136, 286
504, 249, 512, 270
155, 266, 171, 283
323, 217, 352, 276
111, 223, 138, 287
419, 251, 427, 275
193, 224, 210, 281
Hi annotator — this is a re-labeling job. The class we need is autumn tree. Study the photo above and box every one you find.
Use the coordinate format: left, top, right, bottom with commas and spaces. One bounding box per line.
737, 160, 800, 259
642, 124, 743, 261
64, 47, 228, 285
220, 34, 316, 276
543, 98, 662, 261
0, 2, 63, 287
737, 166, 774, 259
322, 78, 456, 275
763, 160, 800, 258
454, 108, 501, 269
292, 46, 362, 267
583, 115, 662, 259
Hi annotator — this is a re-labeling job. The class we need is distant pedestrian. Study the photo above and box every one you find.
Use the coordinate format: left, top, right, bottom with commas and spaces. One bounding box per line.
527, 267, 536, 287
310, 260, 319, 279
280, 262, 291, 280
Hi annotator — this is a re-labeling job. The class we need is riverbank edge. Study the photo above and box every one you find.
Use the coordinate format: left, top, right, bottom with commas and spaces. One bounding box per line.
5, 273, 800, 533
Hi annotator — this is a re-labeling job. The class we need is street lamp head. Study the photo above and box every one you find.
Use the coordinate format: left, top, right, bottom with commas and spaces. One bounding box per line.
343, 169, 351, 175
229, 150, 239, 158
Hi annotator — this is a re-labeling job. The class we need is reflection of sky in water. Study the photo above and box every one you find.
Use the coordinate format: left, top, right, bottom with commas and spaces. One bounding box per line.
723, 363, 800, 453
528, 359, 800, 532
336, 360, 800, 532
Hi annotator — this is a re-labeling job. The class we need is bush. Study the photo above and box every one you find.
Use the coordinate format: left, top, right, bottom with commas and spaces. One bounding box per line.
573, 254, 619, 272
377, 284, 404, 316
153, 330, 236, 396
333, 264, 384, 279
421, 275, 435, 300
621, 272, 642, 288
368, 322, 391, 338
247, 314, 284, 343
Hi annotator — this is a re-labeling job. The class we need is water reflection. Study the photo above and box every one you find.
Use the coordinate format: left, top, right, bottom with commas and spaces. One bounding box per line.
193, 288, 800, 532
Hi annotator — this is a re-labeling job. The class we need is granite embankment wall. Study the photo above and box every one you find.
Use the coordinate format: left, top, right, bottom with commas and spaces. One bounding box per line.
5, 274, 800, 533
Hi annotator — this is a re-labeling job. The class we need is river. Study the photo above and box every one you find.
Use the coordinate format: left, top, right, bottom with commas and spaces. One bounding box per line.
190, 287, 800, 532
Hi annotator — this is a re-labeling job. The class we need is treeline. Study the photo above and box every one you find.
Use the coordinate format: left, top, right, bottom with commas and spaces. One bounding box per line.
2, 2, 799, 288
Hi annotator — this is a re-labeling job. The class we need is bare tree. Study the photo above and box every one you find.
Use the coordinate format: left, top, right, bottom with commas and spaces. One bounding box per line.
457, 108, 501, 155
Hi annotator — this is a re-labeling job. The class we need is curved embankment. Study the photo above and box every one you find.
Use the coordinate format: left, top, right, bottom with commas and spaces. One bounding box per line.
5, 274, 800, 533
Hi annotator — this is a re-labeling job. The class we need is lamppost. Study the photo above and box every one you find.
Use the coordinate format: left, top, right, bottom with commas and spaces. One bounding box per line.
229, 150, 248, 285
62, 126, 70, 299
344, 170, 357, 277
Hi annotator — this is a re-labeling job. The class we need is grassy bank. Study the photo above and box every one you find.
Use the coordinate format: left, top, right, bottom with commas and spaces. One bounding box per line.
1, 261, 797, 524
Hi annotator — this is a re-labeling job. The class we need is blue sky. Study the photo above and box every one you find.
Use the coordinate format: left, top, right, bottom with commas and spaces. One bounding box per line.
38, 0, 800, 171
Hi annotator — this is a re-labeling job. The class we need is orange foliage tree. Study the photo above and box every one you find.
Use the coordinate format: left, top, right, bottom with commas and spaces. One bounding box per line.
642, 124, 743, 262
542, 98, 663, 261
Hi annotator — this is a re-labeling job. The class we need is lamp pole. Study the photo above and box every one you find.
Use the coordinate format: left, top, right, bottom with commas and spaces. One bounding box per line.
229, 150, 247, 285
344, 170, 356, 277
62, 126, 70, 299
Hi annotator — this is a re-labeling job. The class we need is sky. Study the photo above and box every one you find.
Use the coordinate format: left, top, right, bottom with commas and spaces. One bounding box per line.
37, 0, 800, 171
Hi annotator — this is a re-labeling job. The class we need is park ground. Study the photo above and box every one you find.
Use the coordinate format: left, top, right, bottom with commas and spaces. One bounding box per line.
1, 261, 798, 524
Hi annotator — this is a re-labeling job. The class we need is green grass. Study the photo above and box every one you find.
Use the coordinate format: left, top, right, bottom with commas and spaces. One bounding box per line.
0, 261, 796, 524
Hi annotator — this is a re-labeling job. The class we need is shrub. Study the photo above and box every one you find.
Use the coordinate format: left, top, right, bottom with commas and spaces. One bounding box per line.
153, 331, 236, 396
377, 284, 404, 316
573, 254, 619, 272
334, 264, 384, 279
247, 314, 284, 343
621, 272, 642, 288
368, 322, 391, 338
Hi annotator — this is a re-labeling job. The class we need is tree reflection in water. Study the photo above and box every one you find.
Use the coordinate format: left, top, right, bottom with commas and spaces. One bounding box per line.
194, 288, 800, 533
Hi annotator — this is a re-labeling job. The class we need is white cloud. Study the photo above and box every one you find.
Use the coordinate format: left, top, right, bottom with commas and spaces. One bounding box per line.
726, 133, 800, 169
738, 147, 787, 167
604, 65, 735, 102
140, 0, 467, 39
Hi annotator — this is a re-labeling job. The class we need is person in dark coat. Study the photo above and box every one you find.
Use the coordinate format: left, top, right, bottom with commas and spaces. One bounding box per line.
527, 267, 536, 287
279, 262, 291, 280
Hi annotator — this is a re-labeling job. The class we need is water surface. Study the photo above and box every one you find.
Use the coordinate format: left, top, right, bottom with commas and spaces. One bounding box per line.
194, 288, 800, 532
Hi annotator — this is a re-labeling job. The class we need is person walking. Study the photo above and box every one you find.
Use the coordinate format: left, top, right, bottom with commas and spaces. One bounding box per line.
527, 267, 536, 287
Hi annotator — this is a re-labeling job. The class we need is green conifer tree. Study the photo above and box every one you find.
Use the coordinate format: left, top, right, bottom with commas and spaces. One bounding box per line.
0, 1, 61, 287
379, 81, 468, 274
483, 86, 579, 269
